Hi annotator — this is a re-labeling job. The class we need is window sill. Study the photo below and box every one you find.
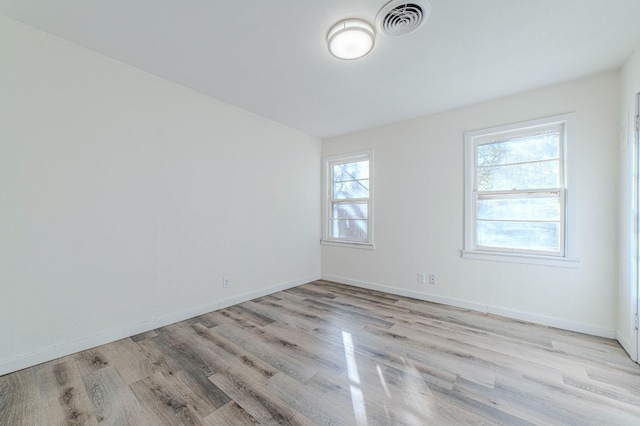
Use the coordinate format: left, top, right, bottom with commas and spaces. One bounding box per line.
461, 250, 580, 268
321, 240, 376, 250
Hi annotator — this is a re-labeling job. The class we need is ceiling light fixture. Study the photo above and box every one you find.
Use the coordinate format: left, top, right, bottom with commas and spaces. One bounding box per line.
327, 19, 375, 60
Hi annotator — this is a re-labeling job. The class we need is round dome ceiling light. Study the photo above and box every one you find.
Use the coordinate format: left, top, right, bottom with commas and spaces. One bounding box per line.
327, 19, 375, 60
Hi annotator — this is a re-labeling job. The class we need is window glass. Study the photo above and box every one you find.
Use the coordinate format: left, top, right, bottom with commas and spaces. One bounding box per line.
477, 132, 559, 166
333, 161, 369, 181
476, 221, 560, 252
331, 219, 368, 240
477, 195, 561, 221
332, 203, 368, 219
333, 179, 369, 199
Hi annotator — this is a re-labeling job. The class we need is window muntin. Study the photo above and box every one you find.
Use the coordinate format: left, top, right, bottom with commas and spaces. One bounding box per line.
465, 116, 573, 260
323, 153, 373, 246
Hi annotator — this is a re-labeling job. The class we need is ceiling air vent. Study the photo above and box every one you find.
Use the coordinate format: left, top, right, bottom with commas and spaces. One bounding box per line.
375, 0, 431, 36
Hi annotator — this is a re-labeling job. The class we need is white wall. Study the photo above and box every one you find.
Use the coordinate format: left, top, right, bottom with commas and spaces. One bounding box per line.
323, 72, 620, 338
618, 44, 640, 360
0, 16, 321, 375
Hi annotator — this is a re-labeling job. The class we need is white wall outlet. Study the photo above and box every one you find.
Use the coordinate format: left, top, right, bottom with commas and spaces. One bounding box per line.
429, 274, 436, 285
417, 273, 426, 284
223, 276, 231, 288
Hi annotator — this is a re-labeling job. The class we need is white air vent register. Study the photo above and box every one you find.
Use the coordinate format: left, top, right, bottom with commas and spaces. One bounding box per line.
375, 0, 431, 36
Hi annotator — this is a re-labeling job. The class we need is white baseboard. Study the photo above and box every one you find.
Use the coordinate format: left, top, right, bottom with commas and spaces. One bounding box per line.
0, 274, 319, 377
616, 330, 637, 362
217, 275, 319, 309
321, 274, 616, 339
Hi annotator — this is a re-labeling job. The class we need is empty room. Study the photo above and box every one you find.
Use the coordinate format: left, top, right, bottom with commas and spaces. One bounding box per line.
3, 0, 640, 424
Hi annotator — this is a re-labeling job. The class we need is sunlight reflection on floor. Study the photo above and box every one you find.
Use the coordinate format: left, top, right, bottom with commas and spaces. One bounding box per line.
395, 357, 435, 424
342, 330, 368, 425
343, 329, 435, 424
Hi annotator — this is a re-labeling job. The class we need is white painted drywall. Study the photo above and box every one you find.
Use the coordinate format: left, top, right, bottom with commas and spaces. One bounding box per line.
0, 16, 320, 374
617, 44, 640, 360
322, 72, 620, 337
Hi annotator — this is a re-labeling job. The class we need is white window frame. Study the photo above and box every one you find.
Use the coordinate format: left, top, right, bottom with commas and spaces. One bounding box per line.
463, 113, 579, 267
321, 151, 374, 249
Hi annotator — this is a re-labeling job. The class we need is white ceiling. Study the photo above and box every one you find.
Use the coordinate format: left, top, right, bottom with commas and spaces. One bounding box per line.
2, 0, 640, 138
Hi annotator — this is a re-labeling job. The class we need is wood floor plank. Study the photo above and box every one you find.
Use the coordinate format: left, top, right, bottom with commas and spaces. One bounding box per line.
0, 366, 48, 426
494, 373, 640, 425
389, 320, 568, 384
263, 372, 355, 426
97, 338, 153, 385
282, 284, 339, 301
82, 366, 148, 425
2, 280, 640, 425
406, 316, 597, 384
312, 280, 400, 304
129, 330, 158, 343
74, 347, 111, 376
562, 373, 640, 408
208, 368, 315, 425
36, 360, 99, 426
183, 323, 278, 383
586, 365, 640, 396
303, 298, 396, 330
141, 331, 231, 410
241, 297, 354, 337
452, 376, 540, 425
213, 323, 318, 383
348, 322, 497, 388
218, 316, 345, 375
396, 298, 556, 348
203, 401, 260, 425
226, 305, 277, 327
261, 321, 349, 375
129, 372, 205, 426
374, 362, 525, 425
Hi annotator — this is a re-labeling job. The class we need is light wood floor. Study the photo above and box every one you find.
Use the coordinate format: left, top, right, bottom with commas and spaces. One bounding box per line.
1, 280, 640, 425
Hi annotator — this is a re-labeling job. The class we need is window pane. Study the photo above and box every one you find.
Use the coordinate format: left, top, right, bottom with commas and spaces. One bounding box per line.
333, 203, 368, 220
333, 160, 369, 182
478, 160, 559, 191
477, 221, 560, 252
333, 179, 369, 199
331, 219, 368, 240
477, 196, 561, 221
477, 133, 559, 167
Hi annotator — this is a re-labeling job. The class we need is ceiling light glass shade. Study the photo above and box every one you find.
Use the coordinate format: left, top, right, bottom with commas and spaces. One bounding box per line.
327, 19, 375, 60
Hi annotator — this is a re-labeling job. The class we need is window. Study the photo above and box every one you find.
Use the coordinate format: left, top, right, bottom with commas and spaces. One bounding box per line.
463, 114, 578, 266
322, 151, 374, 248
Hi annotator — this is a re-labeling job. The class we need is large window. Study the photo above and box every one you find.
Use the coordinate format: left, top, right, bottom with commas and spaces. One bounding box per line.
322, 151, 373, 247
463, 114, 578, 266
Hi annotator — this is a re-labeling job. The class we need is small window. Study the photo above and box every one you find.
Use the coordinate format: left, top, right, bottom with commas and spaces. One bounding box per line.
463, 114, 578, 266
322, 151, 374, 248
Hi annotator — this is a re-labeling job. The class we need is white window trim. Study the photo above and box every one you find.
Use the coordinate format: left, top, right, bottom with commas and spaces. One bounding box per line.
462, 113, 580, 268
321, 150, 375, 249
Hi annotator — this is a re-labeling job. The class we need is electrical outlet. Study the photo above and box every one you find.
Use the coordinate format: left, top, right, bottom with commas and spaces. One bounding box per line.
429, 274, 436, 285
417, 272, 426, 283
223, 276, 231, 288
